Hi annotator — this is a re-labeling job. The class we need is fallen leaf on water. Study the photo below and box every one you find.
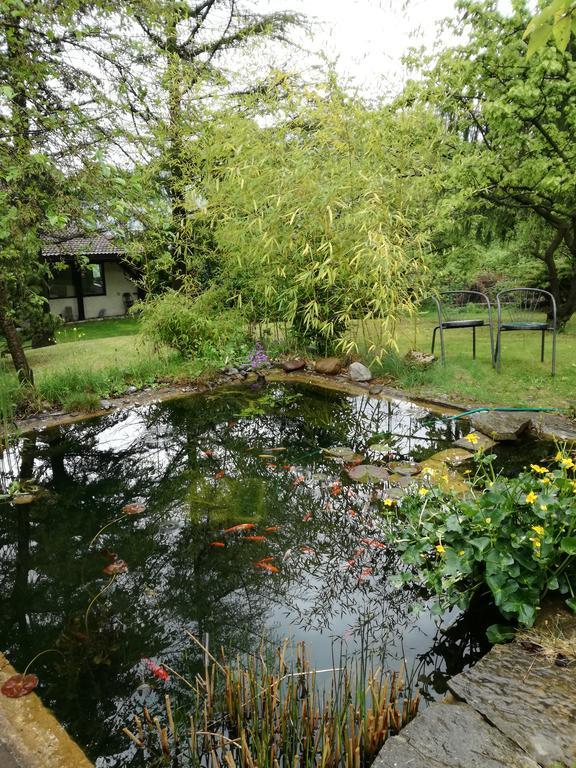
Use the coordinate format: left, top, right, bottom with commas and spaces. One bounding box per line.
122, 503, 146, 515
210, 541, 225, 548
223, 523, 255, 533
293, 475, 305, 487
330, 482, 343, 496
201, 450, 214, 457
302, 512, 313, 522
1, 674, 39, 698
214, 470, 226, 480
254, 562, 280, 573
243, 535, 268, 542
103, 559, 128, 575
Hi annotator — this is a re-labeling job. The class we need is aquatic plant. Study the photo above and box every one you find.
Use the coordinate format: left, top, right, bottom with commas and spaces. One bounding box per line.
123, 635, 419, 767
382, 448, 576, 631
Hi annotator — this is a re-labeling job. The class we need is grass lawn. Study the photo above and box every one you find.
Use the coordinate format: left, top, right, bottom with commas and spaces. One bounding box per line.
55, 317, 140, 343
371, 310, 576, 410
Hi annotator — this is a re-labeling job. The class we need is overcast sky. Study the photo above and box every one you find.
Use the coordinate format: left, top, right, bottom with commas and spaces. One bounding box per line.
262, 0, 459, 97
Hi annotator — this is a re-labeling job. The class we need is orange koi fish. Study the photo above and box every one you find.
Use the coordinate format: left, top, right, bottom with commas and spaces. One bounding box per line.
302, 512, 313, 522
300, 546, 315, 554
254, 561, 280, 573
202, 450, 214, 457
256, 556, 275, 564
361, 538, 386, 550
265, 463, 277, 469
265, 526, 280, 533
243, 535, 268, 542
214, 470, 226, 479
223, 523, 256, 534
210, 541, 225, 548
358, 567, 374, 580
293, 475, 305, 487
330, 482, 342, 496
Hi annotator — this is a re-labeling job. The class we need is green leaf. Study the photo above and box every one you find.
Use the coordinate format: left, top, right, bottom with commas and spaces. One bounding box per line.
527, 21, 553, 58
552, 14, 571, 50
566, 597, 576, 614
560, 536, 576, 554
486, 624, 515, 644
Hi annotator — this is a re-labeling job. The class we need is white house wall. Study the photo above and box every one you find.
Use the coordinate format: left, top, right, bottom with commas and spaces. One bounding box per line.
48, 263, 138, 321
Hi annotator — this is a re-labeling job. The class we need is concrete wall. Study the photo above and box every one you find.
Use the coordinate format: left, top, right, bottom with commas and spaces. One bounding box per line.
48, 263, 138, 321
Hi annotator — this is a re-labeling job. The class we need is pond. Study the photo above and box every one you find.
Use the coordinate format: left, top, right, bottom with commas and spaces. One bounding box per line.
0, 383, 550, 766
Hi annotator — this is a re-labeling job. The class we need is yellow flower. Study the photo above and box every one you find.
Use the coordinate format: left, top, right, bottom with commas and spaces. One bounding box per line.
555, 451, 565, 462
529, 536, 542, 549
463, 470, 472, 475
539, 477, 551, 485
435, 544, 445, 554
418, 487, 429, 496
442, 474, 449, 482
572, 481, 576, 493
383, 498, 394, 507
539, 505, 547, 512
458, 550, 465, 555
464, 432, 479, 445
561, 457, 575, 469
422, 467, 435, 477
531, 525, 545, 536
485, 517, 491, 524
530, 464, 549, 474
525, 491, 538, 504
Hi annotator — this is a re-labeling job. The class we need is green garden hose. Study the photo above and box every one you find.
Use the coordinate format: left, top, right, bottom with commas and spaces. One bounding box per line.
447, 406, 563, 421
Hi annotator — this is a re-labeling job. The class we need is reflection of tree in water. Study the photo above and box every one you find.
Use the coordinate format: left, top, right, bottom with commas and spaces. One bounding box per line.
0, 385, 484, 766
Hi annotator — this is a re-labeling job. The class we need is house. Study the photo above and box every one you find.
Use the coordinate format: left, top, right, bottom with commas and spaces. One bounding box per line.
42, 234, 140, 321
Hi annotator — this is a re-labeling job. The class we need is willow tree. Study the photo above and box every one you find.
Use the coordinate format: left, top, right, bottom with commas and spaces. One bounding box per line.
121, 0, 303, 292
196, 80, 444, 355
408, 0, 576, 326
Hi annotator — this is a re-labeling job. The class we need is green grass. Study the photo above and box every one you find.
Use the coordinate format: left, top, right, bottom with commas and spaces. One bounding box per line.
367, 311, 576, 410
55, 317, 140, 343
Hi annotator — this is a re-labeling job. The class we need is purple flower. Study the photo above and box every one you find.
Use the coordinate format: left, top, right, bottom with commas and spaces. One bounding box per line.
248, 341, 268, 370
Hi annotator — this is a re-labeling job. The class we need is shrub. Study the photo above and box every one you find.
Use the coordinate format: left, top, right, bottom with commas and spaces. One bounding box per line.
138, 291, 249, 359
382, 446, 576, 628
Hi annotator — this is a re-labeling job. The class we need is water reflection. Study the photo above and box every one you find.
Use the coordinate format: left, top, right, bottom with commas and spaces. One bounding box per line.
0, 385, 500, 765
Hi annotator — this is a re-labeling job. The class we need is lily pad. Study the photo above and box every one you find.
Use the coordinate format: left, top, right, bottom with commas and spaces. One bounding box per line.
368, 443, 395, 454
323, 447, 365, 463
346, 464, 389, 483
381, 487, 407, 501
388, 462, 421, 477
388, 474, 415, 489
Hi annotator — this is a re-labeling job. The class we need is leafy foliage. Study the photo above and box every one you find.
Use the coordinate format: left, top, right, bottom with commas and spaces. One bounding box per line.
384, 449, 576, 627
524, 0, 576, 57
198, 80, 444, 355
138, 290, 249, 359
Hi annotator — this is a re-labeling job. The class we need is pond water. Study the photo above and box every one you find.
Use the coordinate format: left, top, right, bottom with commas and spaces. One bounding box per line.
0, 384, 550, 766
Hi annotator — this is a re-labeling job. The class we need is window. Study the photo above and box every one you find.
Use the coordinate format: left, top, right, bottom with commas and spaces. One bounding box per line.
48, 266, 75, 299
48, 262, 106, 298
81, 263, 105, 296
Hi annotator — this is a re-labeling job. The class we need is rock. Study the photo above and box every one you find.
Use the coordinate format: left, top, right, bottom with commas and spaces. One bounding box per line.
282, 358, 306, 373
323, 447, 365, 463
404, 349, 436, 367
369, 385, 383, 395
469, 411, 531, 441
529, 412, 576, 444
348, 362, 372, 382
388, 461, 421, 476
100, 399, 113, 410
315, 357, 342, 375
12, 494, 36, 505
373, 701, 539, 768
346, 464, 390, 483
223, 367, 240, 376
449, 638, 576, 768
426, 448, 474, 468
125, 385, 138, 395
454, 431, 496, 451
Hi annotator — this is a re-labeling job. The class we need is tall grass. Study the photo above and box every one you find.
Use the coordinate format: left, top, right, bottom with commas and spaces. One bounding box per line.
124, 636, 419, 768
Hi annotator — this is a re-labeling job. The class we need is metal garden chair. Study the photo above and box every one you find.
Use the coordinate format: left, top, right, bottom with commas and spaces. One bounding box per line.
495, 288, 557, 375
431, 291, 494, 365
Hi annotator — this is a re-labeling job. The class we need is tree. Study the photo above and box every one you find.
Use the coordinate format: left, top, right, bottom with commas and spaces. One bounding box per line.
409, 0, 576, 325
195, 79, 444, 354
0, 0, 131, 382
119, 0, 303, 291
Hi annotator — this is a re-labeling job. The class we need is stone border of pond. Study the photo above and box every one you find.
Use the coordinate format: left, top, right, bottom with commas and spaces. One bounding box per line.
0, 652, 94, 768
373, 601, 576, 768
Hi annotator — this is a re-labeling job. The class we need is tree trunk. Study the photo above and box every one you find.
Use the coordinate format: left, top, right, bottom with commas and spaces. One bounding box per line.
0, 283, 33, 384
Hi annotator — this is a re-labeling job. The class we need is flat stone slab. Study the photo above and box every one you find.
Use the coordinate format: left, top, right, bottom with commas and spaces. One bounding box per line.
449, 641, 576, 768
529, 412, 576, 444
469, 411, 531, 441
453, 431, 497, 451
373, 701, 539, 768
426, 448, 474, 467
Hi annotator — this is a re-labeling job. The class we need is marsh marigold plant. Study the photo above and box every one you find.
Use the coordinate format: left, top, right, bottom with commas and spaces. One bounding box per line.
384, 450, 576, 628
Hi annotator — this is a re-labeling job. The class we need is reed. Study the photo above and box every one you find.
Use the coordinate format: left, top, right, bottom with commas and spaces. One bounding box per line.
125, 636, 419, 767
